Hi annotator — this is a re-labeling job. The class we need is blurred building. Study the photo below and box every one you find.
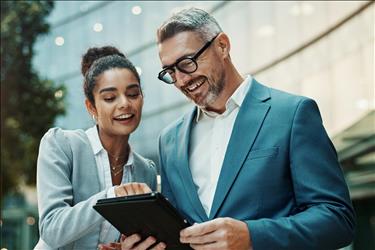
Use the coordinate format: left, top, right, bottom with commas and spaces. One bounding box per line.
2, 1, 373, 249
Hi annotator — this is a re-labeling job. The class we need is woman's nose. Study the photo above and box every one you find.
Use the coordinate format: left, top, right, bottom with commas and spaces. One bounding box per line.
118, 95, 130, 109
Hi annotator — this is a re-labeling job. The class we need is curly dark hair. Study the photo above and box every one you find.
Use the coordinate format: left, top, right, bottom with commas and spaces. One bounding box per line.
81, 46, 140, 105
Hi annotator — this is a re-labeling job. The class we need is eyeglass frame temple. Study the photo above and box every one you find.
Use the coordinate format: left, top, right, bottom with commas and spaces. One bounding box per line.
191, 34, 219, 60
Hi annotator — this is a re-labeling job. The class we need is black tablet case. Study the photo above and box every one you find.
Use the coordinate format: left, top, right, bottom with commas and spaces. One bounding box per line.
93, 192, 192, 250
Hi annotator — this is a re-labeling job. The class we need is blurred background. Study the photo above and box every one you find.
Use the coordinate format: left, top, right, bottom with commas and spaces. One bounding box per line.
1, 1, 374, 249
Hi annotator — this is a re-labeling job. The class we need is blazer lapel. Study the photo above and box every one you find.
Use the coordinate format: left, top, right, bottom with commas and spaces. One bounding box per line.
209, 80, 271, 219
176, 108, 208, 221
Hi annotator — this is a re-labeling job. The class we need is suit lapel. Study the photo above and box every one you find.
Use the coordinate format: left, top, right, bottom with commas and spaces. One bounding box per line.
176, 108, 208, 221
209, 80, 271, 219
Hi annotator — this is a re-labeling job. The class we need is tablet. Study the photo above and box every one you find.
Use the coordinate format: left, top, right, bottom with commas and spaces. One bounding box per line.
93, 192, 192, 250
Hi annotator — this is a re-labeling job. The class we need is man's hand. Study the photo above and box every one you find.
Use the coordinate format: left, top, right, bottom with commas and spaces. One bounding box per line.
115, 182, 152, 197
180, 217, 252, 250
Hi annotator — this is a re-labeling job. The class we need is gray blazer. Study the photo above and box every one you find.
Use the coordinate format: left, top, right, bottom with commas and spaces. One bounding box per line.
35, 128, 157, 250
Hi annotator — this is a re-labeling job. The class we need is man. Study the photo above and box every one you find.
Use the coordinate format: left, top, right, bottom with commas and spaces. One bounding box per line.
103, 7, 355, 250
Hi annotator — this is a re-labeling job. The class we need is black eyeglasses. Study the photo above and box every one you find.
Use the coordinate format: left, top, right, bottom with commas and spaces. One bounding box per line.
158, 34, 219, 84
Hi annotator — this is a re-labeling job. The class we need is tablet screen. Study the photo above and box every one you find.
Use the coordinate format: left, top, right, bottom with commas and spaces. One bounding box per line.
94, 192, 192, 250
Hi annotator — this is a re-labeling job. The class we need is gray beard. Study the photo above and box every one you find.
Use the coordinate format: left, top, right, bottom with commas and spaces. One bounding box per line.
201, 75, 225, 107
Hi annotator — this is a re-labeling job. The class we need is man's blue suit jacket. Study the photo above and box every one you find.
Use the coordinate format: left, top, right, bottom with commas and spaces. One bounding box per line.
158, 79, 355, 249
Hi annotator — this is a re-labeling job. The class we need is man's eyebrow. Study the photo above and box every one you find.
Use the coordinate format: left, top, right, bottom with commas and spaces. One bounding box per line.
162, 53, 194, 69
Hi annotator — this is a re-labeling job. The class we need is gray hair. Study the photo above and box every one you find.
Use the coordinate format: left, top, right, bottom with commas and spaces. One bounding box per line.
157, 7, 222, 43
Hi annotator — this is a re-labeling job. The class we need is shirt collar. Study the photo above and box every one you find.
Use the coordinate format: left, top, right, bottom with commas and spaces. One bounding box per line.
85, 125, 134, 167
85, 125, 103, 155
126, 149, 134, 167
196, 75, 252, 122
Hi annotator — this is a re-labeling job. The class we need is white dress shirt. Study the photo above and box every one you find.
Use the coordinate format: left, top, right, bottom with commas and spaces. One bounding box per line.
189, 75, 252, 216
85, 125, 134, 244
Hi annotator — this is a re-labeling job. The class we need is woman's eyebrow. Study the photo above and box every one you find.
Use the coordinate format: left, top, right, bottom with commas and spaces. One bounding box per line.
99, 87, 117, 94
126, 84, 141, 90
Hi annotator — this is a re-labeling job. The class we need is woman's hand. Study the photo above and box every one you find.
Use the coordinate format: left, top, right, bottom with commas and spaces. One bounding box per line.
98, 242, 121, 250
98, 234, 166, 250
114, 182, 152, 197
120, 234, 166, 250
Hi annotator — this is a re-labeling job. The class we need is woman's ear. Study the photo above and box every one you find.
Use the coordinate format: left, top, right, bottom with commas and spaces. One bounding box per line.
85, 99, 97, 118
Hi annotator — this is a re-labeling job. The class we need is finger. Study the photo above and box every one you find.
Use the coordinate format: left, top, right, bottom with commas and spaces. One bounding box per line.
180, 220, 216, 238
180, 229, 219, 244
109, 242, 121, 249
135, 182, 150, 194
134, 236, 156, 250
115, 185, 128, 197
122, 186, 129, 196
132, 182, 143, 195
190, 241, 221, 250
98, 243, 118, 250
120, 234, 126, 242
123, 183, 136, 195
121, 234, 141, 249
150, 242, 167, 250
139, 183, 152, 193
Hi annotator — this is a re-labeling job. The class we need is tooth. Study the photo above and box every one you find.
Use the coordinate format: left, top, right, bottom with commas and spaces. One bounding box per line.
116, 114, 132, 119
186, 79, 205, 91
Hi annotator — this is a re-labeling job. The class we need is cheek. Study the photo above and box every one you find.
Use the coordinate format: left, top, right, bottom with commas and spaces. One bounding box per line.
199, 62, 221, 82
133, 98, 143, 114
211, 62, 224, 82
211, 53, 224, 73
96, 106, 112, 122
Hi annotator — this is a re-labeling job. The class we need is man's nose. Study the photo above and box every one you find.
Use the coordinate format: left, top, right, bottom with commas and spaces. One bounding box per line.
174, 69, 192, 88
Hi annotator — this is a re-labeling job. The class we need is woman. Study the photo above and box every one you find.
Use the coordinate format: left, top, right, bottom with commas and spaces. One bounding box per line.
34, 46, 156, 249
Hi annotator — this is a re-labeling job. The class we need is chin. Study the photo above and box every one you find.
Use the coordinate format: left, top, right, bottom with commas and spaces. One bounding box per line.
189, 93, 207, 106
115, 127, 135, 136
192, 100, 206, 108
195, 96, 216, 108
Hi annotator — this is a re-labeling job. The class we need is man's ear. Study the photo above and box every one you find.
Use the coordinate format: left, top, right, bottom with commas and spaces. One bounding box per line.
216, 33, 230, 59
85, 99, 97, 117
